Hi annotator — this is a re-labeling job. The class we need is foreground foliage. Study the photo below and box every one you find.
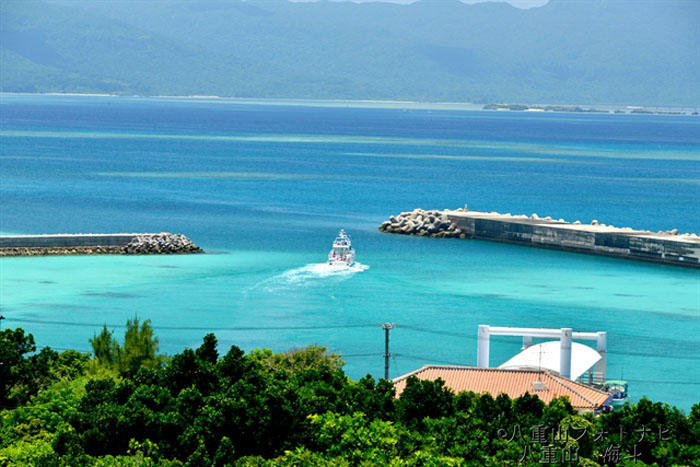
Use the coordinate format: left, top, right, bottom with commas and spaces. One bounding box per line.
1, 324, 698, 466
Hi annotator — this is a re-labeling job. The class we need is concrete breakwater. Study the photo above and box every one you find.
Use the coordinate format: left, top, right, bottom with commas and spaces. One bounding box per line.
379, 209, 700, 268
0, 233, 203, 257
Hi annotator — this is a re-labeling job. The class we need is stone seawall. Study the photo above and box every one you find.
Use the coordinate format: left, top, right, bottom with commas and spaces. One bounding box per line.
0, 233, 203, 257
379, 209, 700, 268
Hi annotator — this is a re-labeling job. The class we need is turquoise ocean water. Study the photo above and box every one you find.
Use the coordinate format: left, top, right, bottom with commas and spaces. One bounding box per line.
1, 94, 698, 410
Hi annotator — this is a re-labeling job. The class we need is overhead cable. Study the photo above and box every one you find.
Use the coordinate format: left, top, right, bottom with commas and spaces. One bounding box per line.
5, 317, 376, 331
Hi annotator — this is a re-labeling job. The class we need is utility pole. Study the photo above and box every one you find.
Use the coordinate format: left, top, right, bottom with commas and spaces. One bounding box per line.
379, 323, 397, 380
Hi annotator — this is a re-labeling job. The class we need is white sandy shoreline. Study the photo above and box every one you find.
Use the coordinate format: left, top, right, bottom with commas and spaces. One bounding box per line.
2, 92, 697, 115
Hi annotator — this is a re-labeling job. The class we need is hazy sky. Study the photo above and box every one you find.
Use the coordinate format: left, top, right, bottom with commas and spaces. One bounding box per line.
327, 0, 550, 8
462, 0, 549, 7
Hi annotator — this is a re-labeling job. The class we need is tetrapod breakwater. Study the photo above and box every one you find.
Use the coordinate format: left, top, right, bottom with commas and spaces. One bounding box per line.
0, 233, 203, 257
379, 209, 700, 268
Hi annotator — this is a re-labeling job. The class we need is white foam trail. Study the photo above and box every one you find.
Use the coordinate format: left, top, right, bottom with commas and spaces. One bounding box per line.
280, 262, 369, 282
245, 262, 369, 294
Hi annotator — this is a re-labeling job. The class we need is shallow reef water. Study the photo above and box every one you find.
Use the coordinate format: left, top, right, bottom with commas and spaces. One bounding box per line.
1, 95, 698, 410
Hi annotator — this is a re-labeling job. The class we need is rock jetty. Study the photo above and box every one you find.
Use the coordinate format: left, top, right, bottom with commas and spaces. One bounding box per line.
0, 233, 203, 257
379, 209, 466, 238
379, 208, 700, 268
122, 233, 202, 255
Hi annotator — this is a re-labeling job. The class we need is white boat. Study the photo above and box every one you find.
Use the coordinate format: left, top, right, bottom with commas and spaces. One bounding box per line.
604, 380, 629, 409
328, 229, 355, 267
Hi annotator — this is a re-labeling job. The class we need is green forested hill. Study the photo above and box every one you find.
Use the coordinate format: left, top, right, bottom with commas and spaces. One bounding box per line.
1, 0, 699, 105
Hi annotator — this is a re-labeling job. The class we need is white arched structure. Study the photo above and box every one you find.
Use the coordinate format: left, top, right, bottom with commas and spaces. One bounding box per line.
477, 325, 607, 381
498, 341, 602, 381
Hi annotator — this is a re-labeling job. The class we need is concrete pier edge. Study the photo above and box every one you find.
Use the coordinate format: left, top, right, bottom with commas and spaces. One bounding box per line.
379, 209, 700, 268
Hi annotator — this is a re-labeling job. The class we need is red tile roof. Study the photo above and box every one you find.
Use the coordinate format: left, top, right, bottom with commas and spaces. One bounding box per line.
393, 365, 611, 411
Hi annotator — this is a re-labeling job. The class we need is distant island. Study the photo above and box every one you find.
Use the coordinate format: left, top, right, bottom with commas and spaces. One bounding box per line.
484, 103, 699, 116
2, 0, 698, 107
6, 93, 698, 118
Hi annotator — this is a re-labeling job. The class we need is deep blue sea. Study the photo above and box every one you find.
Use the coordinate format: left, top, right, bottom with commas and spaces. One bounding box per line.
1, 94, 698, 410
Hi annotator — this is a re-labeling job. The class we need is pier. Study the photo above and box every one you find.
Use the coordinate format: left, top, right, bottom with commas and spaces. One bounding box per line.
0, 233, 203, 256
379, 209, 700, 268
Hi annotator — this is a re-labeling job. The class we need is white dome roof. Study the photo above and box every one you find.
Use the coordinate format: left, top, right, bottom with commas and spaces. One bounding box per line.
498, 341, 602, 381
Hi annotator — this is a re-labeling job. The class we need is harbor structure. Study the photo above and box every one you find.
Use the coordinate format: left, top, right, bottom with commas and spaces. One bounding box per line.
392, 324, 614, 413
477, 325, 607, 384
379, 208, 700, 268
0, 233, 202, 256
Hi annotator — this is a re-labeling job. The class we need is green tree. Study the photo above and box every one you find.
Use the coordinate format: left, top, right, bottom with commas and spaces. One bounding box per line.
119, 317, 162, 376
163, 334, 222, 397
216, 345, 246, 387
3, 322, 699, 466
212, 436, 235, 467
346, 375, 396, 421
309, 412, 402, 464
396, 376, 455, 429
90, 325, 121, 367
186, 441, 211, 466
0, 439, 58, 465
196, 333, 218, 365
0, 328, 36, 407
249, 345, 344, 376
0, 328, 76, 407
89, 319, 162, 375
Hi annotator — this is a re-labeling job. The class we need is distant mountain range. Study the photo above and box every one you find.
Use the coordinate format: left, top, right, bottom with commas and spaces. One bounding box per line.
2, 0, 699, 106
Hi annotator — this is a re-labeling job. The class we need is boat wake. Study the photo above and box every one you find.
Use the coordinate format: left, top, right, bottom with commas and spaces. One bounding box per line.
281, 262, 369, 282
245, 262, 369, 294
